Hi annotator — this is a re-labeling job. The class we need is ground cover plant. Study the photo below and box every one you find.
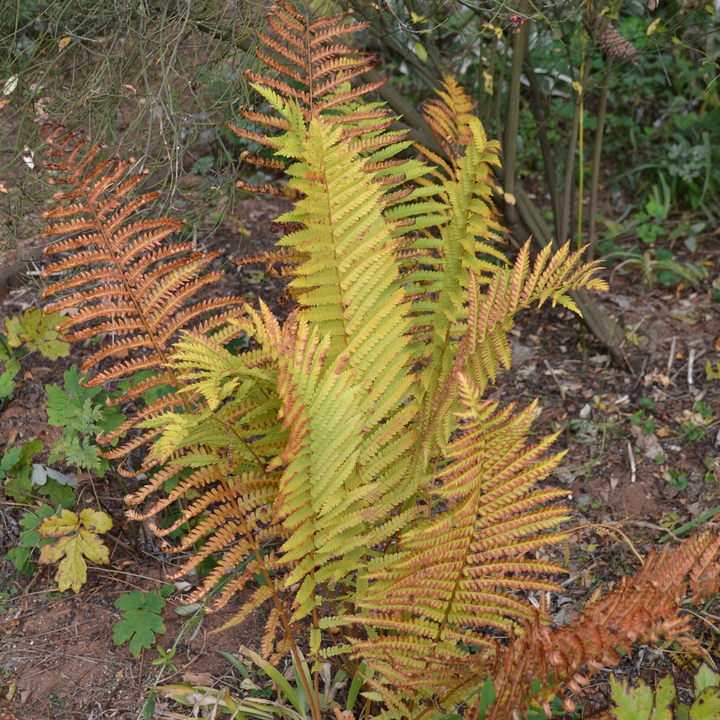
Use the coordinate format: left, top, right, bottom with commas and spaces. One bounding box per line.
0, 4, 718, 720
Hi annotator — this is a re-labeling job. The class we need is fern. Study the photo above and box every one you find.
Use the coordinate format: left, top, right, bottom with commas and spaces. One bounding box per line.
341, 371, 570, 711
39, 124, 245, 474
36, 5, 720, 720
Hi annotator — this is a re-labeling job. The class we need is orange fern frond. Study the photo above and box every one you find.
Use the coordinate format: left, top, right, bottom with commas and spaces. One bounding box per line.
239, 2, 379, 128
419, 75, 478, 164
39, 122, 246, 471
348, 371, 570, 709
483, 526, 720, 719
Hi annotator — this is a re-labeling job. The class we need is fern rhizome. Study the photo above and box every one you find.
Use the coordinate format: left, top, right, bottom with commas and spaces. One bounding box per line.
37, 3, 720, 718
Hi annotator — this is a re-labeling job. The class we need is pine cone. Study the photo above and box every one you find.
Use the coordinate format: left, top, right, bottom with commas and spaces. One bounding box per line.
599, 22, 639, 63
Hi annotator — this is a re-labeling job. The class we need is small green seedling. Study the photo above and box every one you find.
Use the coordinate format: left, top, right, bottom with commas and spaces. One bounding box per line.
663, 469, 688, 491
631, 397, 656, 436
6, 504, 57, 574
113, 587, 172, 656
0, 440, 77, 505
46, 365, 126, 474
152, 646, 178, 673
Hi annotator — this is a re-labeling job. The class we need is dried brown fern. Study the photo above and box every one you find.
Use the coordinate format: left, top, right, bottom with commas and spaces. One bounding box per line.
233, 2, 397, 159
37, 124, 299, 653
480, 526, 720, 719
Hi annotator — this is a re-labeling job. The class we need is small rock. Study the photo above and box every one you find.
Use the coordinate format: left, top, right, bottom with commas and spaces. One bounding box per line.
577, 494, 592, 506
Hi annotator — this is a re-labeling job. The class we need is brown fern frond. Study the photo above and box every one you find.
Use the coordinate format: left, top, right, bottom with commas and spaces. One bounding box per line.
39, 122, 246, 472
419, 75, 477, 163
231, 2, 399, 158
350, 372, 570, 705
481, 527, 720, 719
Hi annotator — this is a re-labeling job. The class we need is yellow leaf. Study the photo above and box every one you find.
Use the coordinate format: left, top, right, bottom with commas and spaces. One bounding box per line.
0, 100, 8, 110
37, 509, 112, 593
572, 81, 583, 94
646, 18, 661, 35
483, 23, 502, 40
58, 37, 71, 51
0, 183, 7, 193
410, 11, 426, 23
707, 360, 720, 381
3, 75, 18, 96
504, 192, 516, 205
483, 71, 493, 95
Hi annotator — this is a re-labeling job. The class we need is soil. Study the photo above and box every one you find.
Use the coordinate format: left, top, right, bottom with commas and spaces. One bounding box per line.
1, 190, 720, 719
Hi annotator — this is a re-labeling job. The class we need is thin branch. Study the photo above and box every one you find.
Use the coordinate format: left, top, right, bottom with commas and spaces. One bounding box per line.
587, 54, 613, 260
503, 14, 531, 226
524, 58, 561, 236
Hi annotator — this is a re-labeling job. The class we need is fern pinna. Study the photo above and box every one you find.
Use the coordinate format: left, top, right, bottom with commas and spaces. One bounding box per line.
37, 4, 720, 720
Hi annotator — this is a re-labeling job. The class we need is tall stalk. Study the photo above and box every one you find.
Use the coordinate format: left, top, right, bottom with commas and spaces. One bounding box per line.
558, 55, 591, 246
494, 36, 510, 140
577, 34, 587, 249
524, 59, 561, 237
503, 15, 531, 226
587, 54, 614, 260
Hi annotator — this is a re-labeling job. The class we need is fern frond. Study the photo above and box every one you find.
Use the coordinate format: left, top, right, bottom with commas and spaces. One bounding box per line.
347, 372, 569, 708
485, 526, 720, 719
39, 123, 245, 471
237, 2, 378, 130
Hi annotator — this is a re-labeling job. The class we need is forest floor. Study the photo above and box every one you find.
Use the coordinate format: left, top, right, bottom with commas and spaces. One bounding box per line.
1, 191, 720, 719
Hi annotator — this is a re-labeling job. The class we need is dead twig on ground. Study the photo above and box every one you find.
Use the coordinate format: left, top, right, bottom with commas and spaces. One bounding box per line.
627, 439, 636, 483
544, 359, 567, 400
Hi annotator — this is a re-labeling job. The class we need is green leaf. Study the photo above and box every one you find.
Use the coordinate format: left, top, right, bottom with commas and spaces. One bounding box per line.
4, 308, 69, 358
695, 665, 720, 696
113, 590, 167, 657
0, 370, 15, 398
0, 446, 22, 477
6, 546, 31, 573
652, 675, 676, 720
414, 41, 428, 62
216, 650, 250, 678
478, 678, 497, 720
243, 648, 302, 715
690, 687, 720, 720
609, 674, 654, 720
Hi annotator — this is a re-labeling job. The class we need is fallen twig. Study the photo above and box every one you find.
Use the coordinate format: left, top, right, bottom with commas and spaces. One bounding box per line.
543, 359, 567, 400
627, 439, 636, 483
666, 336, 676, 376
688, 347, 696, 392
